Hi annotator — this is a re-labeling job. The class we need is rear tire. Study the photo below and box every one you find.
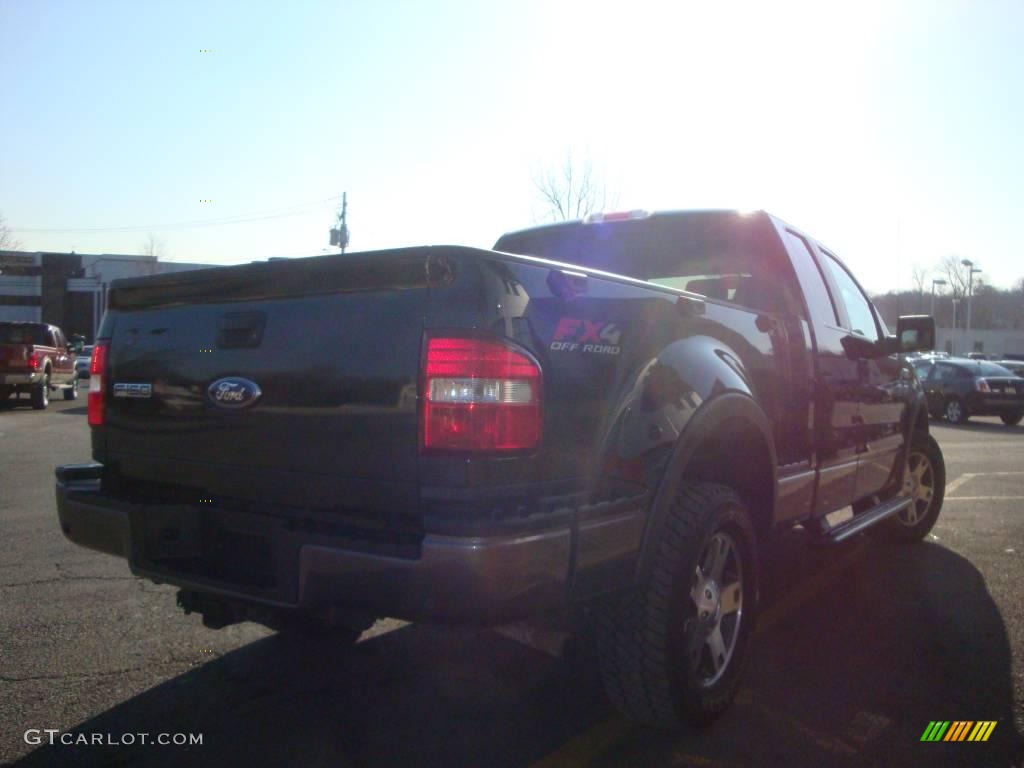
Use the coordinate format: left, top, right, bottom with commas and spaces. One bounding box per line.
868, 432, 945, 544
1000, 411, 1022, 426
31, 372, 50, 410
592, 482, 757, 729
944, 397, 968, 424
63, 376, 79, 401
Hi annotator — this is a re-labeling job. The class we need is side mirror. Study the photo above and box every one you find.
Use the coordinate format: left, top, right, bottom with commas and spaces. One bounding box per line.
841, 333, 879, 360
896, 314, 936, 353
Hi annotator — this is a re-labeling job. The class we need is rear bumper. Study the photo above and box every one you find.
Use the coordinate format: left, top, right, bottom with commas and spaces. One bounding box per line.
966, 394, 1024, 415
55, 463, 645, 623
0, 372, 40, 387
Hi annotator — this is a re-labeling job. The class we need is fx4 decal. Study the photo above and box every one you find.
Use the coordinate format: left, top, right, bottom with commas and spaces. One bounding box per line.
550, 318, 622, 355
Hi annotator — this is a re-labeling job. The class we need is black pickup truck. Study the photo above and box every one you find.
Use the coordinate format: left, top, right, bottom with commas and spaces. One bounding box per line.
56, 210, 945, 728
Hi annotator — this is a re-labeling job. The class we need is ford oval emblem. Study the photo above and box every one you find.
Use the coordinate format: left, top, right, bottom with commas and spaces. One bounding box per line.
207, 377, 262, 409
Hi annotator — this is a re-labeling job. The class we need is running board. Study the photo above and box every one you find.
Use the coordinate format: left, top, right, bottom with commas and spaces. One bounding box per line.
816, 496, 913, 544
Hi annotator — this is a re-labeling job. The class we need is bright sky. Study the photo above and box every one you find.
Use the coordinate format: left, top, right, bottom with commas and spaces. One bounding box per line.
2, 0, 1022, 293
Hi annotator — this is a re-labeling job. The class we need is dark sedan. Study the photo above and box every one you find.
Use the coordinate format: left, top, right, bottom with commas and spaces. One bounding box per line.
919, 358, 1024, 425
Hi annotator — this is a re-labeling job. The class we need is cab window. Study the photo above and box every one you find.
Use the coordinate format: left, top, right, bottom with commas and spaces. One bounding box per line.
782, 230, 840, 328
821, 252, 879, 339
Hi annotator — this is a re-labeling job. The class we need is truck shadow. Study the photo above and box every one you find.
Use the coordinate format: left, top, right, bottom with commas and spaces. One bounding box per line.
54, 406, 88, 416
13, 540, 1022, 768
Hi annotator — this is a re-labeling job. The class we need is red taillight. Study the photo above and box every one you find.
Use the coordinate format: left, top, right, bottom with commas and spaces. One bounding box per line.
87, 340, 110, 427
27, 350, 40, 370
422, 336, 541, 452
976, 378, 991, 393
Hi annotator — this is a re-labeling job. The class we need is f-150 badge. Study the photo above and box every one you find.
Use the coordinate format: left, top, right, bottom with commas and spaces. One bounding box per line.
112, 383, 152, 399
207, 377, 262, 409
550, 318, 622, 355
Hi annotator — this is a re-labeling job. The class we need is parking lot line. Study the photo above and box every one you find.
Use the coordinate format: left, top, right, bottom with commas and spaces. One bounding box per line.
529, 713, 631, 768
944, 471, 1024, 497
756, 539, 867, 635
937, 440, 1023, 450
943, 496, 1024, 501
945, 473, 976, 496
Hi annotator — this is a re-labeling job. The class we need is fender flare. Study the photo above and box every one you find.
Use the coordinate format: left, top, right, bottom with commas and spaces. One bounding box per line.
900, 390, 930, 470
635, 392, 777, 582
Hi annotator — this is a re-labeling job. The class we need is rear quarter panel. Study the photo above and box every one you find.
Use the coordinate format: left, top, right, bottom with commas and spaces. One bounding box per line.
421, 249, 784, 515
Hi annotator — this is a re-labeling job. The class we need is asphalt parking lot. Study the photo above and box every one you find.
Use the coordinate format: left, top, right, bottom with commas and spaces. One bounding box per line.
1, 395, 1022, 767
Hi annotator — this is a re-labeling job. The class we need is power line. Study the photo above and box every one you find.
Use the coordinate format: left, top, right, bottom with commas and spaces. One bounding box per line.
11, 195, 343, 234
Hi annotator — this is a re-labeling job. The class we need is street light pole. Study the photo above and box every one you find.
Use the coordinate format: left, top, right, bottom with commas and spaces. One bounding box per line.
930, 278, 946, 317
951, 299, 959, 355
961, 259, 982, 350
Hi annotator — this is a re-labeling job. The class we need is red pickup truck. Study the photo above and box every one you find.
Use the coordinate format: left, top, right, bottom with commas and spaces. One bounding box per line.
0, 321, 79, 409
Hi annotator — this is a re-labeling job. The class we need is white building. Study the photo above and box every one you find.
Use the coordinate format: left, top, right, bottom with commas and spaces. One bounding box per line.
936, 327, 1024, 359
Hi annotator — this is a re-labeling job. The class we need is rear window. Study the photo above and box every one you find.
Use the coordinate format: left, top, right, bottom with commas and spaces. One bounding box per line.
495, 212, 801, 315
977, 362, 1015, 377
0, 324, 48, 345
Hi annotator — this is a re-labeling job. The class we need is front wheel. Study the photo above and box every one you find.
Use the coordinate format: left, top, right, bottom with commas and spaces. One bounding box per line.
63, 376, 79, 401
1000, 411, 1022, 426
868, 432, 945, 544
593, 482, 757, 729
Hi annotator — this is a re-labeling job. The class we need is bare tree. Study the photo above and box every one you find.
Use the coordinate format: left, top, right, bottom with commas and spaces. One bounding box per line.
940, 255, 970, 299
533, 151, 612, 222
137, 233, 167, 275
910, 264, 928, 311
139, 233, 165, 260
0, 213, 22, 251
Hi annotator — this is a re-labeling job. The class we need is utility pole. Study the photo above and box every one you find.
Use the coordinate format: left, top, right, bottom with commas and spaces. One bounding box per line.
330, 192, 350, 254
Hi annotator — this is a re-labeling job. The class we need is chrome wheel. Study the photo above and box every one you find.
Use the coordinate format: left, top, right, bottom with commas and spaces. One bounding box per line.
945, 399, 963, 423
688, 531, 743, 687
899, 451, 934, 526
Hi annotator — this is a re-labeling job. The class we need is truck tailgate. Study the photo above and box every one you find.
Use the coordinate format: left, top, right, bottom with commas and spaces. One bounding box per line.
100, 250, 430, 530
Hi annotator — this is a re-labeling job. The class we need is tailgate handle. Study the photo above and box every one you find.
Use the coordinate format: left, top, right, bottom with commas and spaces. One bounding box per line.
217, 312, 265, 349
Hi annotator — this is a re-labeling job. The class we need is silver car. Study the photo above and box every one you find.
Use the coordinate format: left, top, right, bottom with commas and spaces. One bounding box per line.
75, 345, 94, 379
